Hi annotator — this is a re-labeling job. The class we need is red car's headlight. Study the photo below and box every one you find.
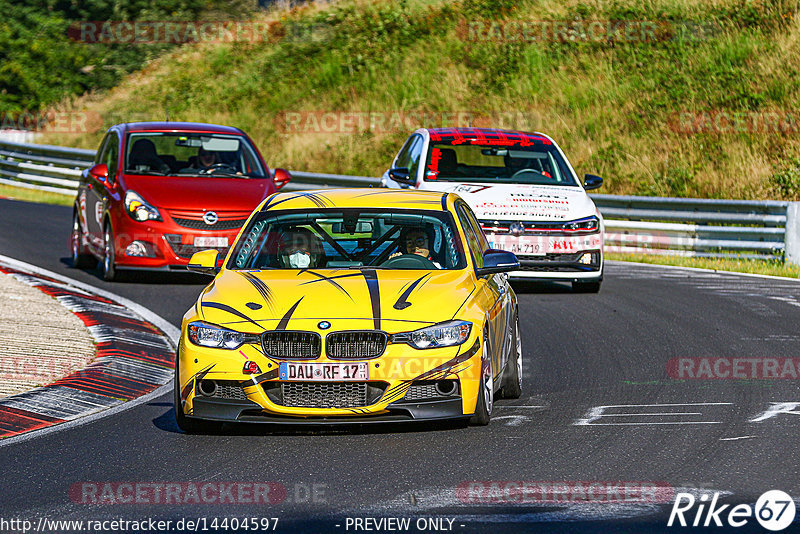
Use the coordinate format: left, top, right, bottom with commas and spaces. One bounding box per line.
124, 190, 162, 222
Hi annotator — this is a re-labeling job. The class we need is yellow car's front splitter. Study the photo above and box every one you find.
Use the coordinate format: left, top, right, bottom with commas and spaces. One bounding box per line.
177, 336, 482, 425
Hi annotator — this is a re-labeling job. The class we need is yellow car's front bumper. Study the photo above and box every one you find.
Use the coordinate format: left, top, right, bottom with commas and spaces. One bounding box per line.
177, 326, 483, 425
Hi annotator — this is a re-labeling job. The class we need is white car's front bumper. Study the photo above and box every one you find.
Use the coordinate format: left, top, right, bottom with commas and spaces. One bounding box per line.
508, 248, 603, 282
508, 269, 603, 281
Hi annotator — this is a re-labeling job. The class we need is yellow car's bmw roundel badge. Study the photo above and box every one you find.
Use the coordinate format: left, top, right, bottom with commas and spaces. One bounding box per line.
318, 321, 331, 330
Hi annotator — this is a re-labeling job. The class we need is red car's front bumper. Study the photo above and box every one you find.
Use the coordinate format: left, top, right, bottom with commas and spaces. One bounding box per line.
109, 208, 251, 270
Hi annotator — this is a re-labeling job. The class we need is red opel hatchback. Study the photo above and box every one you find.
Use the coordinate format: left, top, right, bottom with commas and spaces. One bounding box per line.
71, 122, 291, 280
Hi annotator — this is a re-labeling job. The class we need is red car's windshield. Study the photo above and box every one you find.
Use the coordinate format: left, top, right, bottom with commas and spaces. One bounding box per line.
125, 132, 266, 178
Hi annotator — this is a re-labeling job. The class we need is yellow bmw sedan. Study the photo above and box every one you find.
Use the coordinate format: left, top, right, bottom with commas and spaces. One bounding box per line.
175, 189, 522, 432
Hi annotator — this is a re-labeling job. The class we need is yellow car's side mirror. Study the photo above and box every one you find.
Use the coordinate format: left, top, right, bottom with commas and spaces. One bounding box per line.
187, 249, 220, 276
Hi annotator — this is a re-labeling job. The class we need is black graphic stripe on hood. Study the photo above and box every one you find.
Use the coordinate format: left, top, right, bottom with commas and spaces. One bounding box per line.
240, 272, 274, 311
277, 297, 304, 330
362, 269, 381, 330
301, 271, 364, 284
201, 302, 261, 328
393, 273, 431, 310
380, 338, 480, 404
299, 270, 355, 301
262, 191, 333, 211
301, 269, 381, 328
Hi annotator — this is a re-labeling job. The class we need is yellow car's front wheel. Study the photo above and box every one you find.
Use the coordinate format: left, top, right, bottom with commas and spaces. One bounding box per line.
469, 333, 492, 426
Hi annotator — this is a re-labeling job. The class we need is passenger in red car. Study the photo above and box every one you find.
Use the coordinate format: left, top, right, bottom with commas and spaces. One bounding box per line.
129, 139, 169, 173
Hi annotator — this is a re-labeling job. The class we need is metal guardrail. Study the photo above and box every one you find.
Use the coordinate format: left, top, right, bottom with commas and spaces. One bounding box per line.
591, 194, 796, 262
0, 138, 797, 264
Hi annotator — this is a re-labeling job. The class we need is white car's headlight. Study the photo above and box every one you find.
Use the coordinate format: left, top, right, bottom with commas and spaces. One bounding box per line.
394, 320, 472, 349
187, 321, 258, 350
124, 190, 162, 222
562, 216, 599, 233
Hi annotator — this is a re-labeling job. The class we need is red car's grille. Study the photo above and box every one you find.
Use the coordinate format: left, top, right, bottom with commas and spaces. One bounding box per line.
168, 209, 252, 219
172, 217, 247, 230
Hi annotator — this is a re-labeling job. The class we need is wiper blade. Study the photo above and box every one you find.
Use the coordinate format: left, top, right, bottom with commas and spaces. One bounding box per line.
129, 170, 166, 176
211, 172, 247, 178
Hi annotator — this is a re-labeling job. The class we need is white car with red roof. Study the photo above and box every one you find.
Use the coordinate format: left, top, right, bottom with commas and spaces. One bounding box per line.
382, 128, 605, 292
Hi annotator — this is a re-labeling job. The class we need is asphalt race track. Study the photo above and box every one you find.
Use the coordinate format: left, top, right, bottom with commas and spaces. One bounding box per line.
0, 197, 799, 533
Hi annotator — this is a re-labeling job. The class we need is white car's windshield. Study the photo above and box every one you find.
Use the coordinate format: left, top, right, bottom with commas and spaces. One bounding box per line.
425, 141, 578, 186
228, 209, 467, 271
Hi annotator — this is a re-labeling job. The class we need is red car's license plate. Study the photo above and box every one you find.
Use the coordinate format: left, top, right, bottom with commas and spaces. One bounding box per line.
193, 236, 229, 247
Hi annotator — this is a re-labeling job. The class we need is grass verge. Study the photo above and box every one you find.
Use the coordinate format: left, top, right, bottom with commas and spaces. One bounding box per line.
41, 0, 800, 200
0, 183, 74, 207
606, 252, 800, 279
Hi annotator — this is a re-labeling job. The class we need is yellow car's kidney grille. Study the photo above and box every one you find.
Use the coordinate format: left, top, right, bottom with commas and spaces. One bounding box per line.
326, 331, 387, 359
261, 331, 321, 359
282, 382, 368, 408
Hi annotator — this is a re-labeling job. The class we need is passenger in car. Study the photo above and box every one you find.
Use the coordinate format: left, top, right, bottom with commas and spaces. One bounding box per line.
277, 227, 326, 269
129, 139, 170, 173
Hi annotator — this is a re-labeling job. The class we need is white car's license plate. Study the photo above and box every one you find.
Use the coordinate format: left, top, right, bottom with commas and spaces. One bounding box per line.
488, 235, 546, 256
193, 236, 229, 248
279, 362, 368, 381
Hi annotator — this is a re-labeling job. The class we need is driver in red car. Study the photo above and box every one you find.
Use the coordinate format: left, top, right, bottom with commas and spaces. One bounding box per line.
181, 147, 218, 172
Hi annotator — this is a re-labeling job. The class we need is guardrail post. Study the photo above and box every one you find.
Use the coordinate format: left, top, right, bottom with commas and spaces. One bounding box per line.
786, 202, 800, 266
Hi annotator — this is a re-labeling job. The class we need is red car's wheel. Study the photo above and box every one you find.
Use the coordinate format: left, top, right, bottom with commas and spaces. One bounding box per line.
102, 223, 117, 281
71, 211, 95, 269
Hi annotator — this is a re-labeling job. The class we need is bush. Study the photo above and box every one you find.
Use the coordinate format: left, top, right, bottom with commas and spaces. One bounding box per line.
770, 158, 800, 198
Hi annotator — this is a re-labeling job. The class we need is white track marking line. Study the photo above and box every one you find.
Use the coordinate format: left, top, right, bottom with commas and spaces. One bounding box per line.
606, 260, 800, 283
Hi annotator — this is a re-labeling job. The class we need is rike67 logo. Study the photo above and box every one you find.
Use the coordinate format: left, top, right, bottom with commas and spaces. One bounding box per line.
668, 490, 796, 531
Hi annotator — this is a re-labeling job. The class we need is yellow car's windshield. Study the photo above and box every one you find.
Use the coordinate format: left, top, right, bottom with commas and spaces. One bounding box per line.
228, 209, 467, 270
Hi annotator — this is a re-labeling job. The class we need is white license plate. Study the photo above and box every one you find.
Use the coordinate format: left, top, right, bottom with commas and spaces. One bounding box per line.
488, 235, 546, 256
193, 236, 229, 248
279, 362, 368, 381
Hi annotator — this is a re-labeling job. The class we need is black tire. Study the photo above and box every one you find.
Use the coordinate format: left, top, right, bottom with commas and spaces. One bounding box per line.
173, 357, 222, 434
499, 313, 522, 399
71, 211, 95, 269
573, 280, 601, 293
102, 222, 117, 281
469, 333, 493, 426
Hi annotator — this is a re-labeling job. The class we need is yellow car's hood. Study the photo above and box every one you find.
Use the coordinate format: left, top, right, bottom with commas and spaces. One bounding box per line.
198, 268, 476, 332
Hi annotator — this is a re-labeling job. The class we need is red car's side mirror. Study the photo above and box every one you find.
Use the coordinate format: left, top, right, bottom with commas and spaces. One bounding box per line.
273, 168, 291, 190
89, 163, 109, 183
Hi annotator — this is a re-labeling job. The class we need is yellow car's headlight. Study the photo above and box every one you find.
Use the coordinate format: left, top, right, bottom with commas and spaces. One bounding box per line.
393, 320, 472, 349
187, 321, 258, 350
